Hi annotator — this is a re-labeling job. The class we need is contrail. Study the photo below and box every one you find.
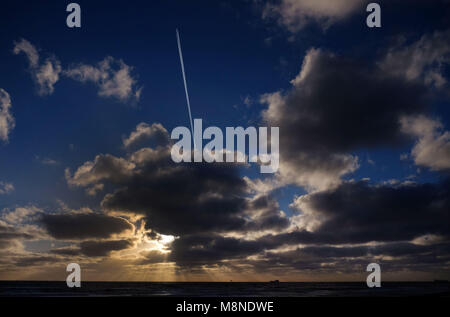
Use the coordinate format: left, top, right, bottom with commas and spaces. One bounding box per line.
176, 29, 195, 141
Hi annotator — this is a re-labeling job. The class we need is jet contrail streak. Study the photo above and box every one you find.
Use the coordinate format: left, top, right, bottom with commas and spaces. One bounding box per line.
176, 29, 195, 141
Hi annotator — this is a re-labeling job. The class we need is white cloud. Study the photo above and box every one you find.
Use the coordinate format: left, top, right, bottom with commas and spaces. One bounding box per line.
123, 122, 169, 149
0, 181, 14, 195
243, 95, 253, 107
401, 115, 450, 171
380, 30, 450, 88
35, 156, 59, 166
2, 206, 41, 224
65, 56, 142, 102
0, 88, 15, 143
289, 193, 325, 232
65, 154, 136, 195
35, 58, 62, 95
244, 176, 281, 195
13, 39, 62, 95
85, 183, 105, 196
12, 38, 39, 67
276, 153, 359, 192
262, 0, 365, 32
13, 39, 142, 102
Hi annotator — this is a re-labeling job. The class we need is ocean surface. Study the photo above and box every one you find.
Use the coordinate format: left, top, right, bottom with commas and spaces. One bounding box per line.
1, 281, 449, 297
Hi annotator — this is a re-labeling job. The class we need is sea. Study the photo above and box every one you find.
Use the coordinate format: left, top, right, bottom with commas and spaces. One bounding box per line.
0, 281, 449, 297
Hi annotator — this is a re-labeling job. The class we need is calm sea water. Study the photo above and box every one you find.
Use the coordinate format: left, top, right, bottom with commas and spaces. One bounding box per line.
1, 281, 449, 297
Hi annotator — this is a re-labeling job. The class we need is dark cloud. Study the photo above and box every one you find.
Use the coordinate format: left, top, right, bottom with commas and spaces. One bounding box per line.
49, 247, 81, 256
169, 234, 268, 266
261, 48, 430, 189
103, 168, 289, 236
102, 161, 250, 236
161, 179, 450, 270
268, 180, 450, 246
40, 213, 134, 240
288, 243, 450, 259
245, 195, 290, 231
0, 239, 14, 250
248, 242, 450, 274
79, 239, 134, 257
268, 53, 427, 151
167, 234, 450, 273
13, 255, 62, 267
50, 239, 135, 257
63, 129, 289, 270
305, 180, 450, 243
66, 141, 289, 236
66, 122, 450, 272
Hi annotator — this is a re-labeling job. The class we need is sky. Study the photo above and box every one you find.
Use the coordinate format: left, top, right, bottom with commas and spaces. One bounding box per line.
0, 0, 450, 281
